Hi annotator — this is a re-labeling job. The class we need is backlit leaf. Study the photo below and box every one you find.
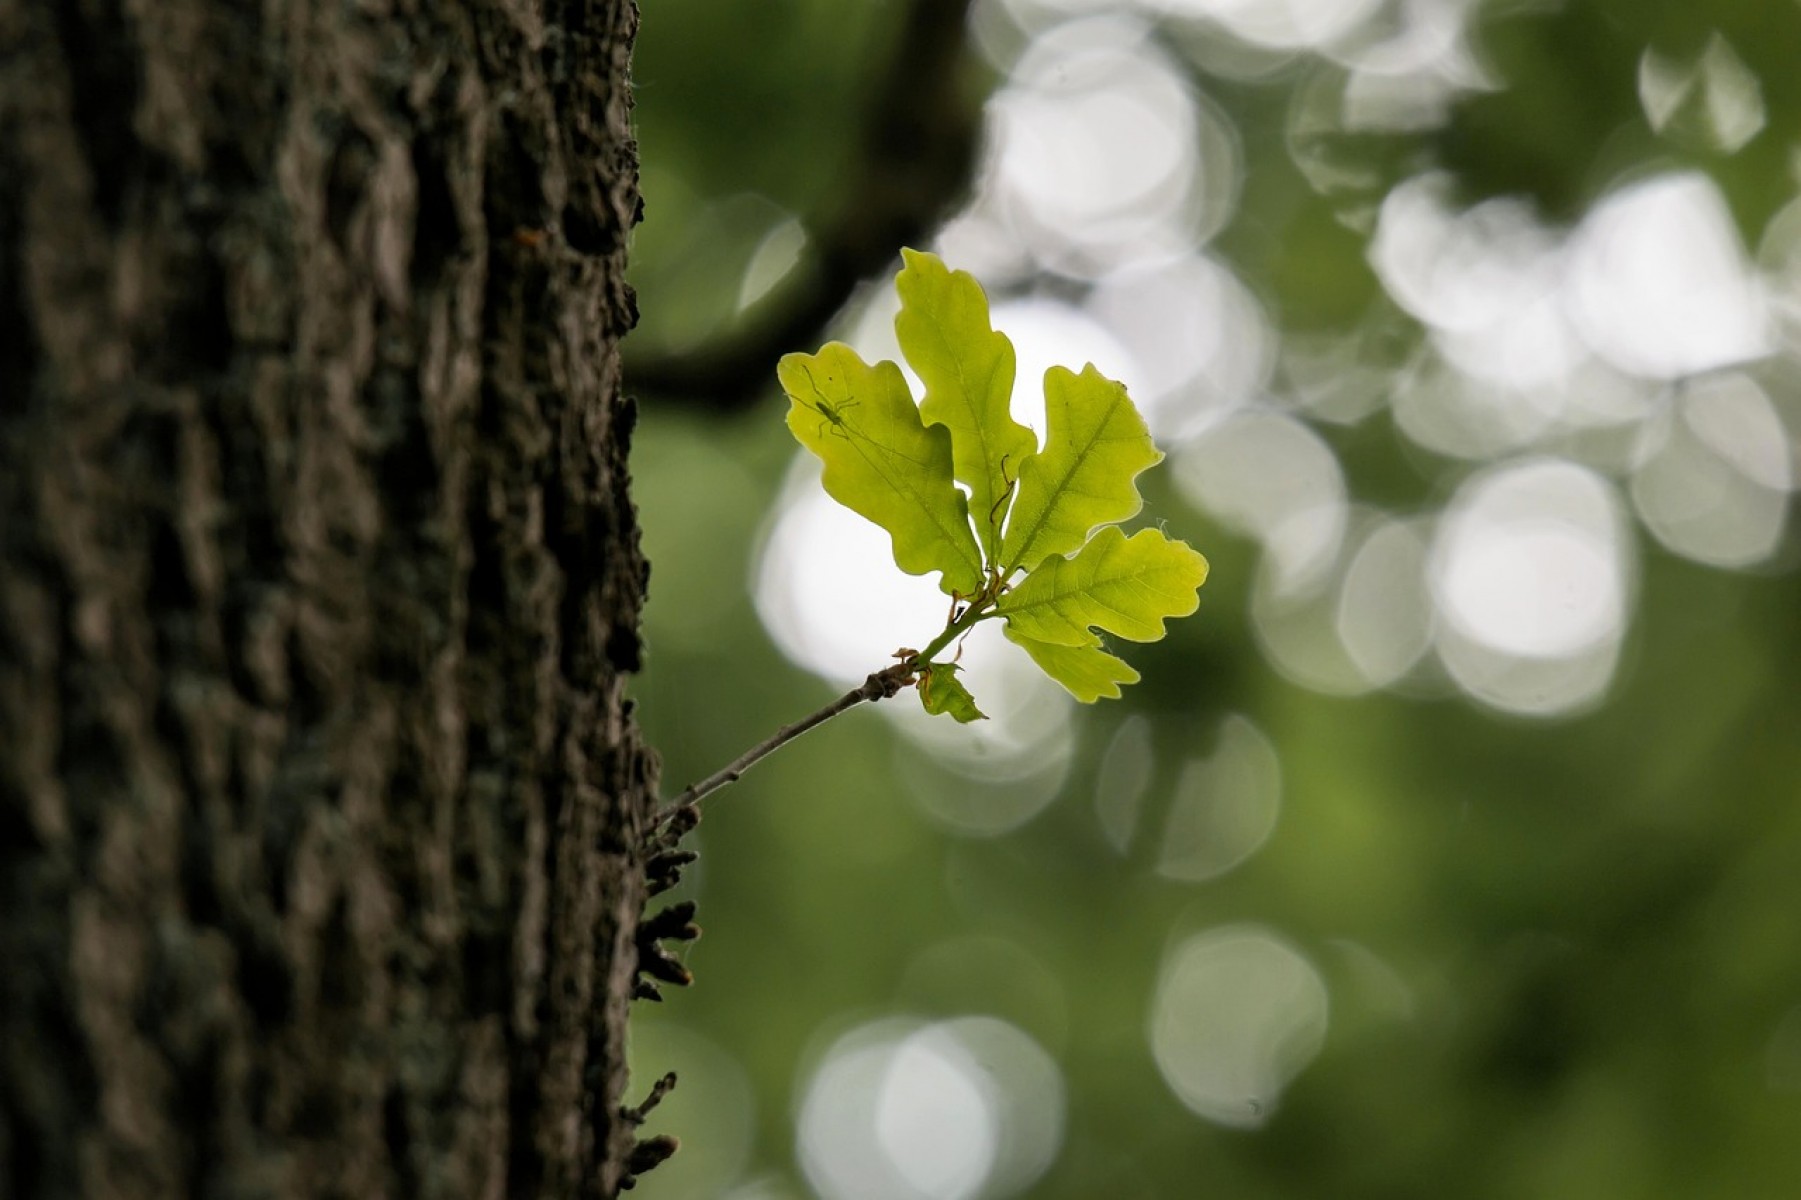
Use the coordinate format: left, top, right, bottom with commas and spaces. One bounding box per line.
781, 343, 985, 596
918, 662, 986, 722
1002, 625, 1140, 703
999, 365, 1162, 574
998, 525, 1209, 647
895, 249, 1038, 561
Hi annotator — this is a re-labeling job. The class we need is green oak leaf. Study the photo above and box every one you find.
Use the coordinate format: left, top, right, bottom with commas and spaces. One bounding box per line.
918, 662, 986, 722
779, 259, 1207, 713
781, 343, 985, 596
999, 365, 1163, 574
1002, 625, 1140, 703
997, 525, 1209, 647
895, 248, 1037, 561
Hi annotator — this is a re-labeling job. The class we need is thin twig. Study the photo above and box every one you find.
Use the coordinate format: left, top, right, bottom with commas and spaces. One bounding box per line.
649, 661, 916, 833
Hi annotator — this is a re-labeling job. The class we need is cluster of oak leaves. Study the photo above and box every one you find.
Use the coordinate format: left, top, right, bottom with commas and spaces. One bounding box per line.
780, 249, 1209, 721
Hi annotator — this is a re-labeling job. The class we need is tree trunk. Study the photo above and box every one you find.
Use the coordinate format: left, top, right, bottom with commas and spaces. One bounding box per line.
0, 1, 663, 1196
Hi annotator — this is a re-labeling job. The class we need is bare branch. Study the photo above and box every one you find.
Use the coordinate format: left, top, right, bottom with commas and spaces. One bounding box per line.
649, 661, 916, 833
626, 0, 981, 410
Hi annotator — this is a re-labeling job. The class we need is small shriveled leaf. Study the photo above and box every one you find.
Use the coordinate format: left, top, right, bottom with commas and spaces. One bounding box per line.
895, 248, 1038, 561
1002, 625, 1139, 703
999, 365, 1163, 573
998, 525, 1209, 648
781, 343, 985, 596
918, 663, 986, 722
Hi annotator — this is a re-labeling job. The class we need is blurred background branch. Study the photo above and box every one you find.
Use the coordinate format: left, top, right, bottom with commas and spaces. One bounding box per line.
625, 0, 982, 410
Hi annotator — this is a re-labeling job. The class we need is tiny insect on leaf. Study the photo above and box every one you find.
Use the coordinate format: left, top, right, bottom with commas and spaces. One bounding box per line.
779, 343, 984, 597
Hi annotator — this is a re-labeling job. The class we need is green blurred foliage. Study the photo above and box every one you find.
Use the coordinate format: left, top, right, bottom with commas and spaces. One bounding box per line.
629, 0, 901, 352
1441, 0, 1801, 226
625, 0, 1801, 1197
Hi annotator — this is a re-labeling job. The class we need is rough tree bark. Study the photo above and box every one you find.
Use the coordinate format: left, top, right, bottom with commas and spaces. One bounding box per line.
0, 1, 672, 1196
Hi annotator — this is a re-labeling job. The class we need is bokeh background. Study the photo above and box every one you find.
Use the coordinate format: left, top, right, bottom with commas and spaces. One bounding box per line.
623, 1, 1801, 1196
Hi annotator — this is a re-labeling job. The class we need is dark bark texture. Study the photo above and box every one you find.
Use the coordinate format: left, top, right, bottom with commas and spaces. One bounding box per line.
0, 0, 659, 1196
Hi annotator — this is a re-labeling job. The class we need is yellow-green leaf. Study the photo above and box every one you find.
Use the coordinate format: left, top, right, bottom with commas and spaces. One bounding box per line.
1002, 625, 1140, 703
895, 249, 1038, 561
999, 365, 1162, 573
918, 663, 986, 722
781, 343, 985, 596
998, 525, 1209, 647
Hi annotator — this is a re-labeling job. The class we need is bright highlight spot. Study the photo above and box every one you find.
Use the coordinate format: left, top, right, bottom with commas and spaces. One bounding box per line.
1149, 926, 1329, 1127
1566, 173, 1768, 379
987, 17, 1233, 274
1372, 177, 1563, 348
1431, 459, 1632, 715
876, 1038, 994, 1198
797, 1017, 1065, 1200
1247, 507, 1435, 698
1176, 411, 1348, 594
1094, 715, 1155, 854
756, 468, 948, 688
1335, 517, 1435, 687
1156, 715, 1281, 882
1630, 373, 1792, 568
1437, 506, 1617, 658
1087, 253, 1274, 440
1433, 460, 1625, 659
1371, 175, 1587, 456
1759, 194, 1801, 354
1638, 33, 1765, 155
738, 217, 807, 311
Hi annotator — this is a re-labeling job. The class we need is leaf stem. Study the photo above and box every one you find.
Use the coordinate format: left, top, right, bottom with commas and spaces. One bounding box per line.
649, 660, 918, 833
649, 586, 1005, 840
914, 597, 993, 664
